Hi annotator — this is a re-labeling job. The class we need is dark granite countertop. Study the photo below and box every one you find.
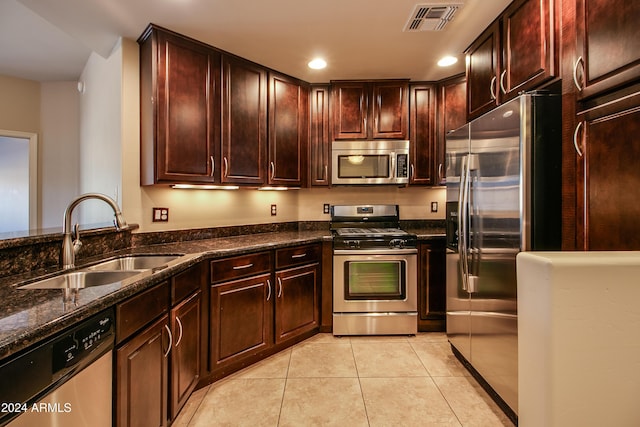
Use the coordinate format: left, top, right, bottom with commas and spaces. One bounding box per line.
0, 230, 331, 360
0, 226, 444, 361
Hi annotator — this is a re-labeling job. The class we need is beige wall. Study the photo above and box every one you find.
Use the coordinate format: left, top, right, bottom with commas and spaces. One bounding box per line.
0, 75, 81, 229
40, 82, 80, 228
0, 75, 40, 133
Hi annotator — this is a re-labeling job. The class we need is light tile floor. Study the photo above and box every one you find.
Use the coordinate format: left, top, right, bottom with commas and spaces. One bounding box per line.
173, 333, 515, 426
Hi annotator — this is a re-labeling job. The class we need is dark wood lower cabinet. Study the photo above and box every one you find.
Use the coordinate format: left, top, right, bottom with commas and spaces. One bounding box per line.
116, 315, 169, 427
418, 241, 446, 332
170, 291, 201, 419
275, 263, 319, 344
209, 273, 273, 372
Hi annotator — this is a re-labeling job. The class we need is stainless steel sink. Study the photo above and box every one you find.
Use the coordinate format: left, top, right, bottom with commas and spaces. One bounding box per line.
84, 255, 181, 272
17, 270, 141, 290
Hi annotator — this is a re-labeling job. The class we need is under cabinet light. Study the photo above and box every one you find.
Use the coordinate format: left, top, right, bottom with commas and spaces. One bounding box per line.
171, 184, 239, 190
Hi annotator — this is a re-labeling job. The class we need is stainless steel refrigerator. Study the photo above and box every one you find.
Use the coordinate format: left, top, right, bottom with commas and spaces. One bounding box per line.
445, 92, 561, 418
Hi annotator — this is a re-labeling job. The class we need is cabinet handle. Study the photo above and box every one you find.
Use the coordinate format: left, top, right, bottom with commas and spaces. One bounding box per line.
291, 253, 307, 259
438, 163, 443, 182
163, 324, 172, 358
573, 121, 584, 157
175, 316, 183, 347
270, 161, 275, 181
223, 157, 229, 178
410, 164, 415, 180
266, 279, 271, 301
210, 156, 215, 177
277, 277, 282, 298
233, 263, 254, 270
499, 70, 507, 95
490, 76, 497, 100
324, 165, 328, 180
573, 56, 584, 91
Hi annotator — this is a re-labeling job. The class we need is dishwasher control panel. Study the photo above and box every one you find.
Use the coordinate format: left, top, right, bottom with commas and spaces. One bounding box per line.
52, 310, 113, 373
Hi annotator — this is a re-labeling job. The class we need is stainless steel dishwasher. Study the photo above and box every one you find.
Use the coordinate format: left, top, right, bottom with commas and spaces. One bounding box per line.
0, 308, 114, 427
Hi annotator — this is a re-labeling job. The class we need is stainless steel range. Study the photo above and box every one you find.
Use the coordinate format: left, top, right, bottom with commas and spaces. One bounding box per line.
331, 205, 418, 336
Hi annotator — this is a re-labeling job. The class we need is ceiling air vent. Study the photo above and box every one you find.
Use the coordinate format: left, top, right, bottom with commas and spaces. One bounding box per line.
403, 3, 463, 32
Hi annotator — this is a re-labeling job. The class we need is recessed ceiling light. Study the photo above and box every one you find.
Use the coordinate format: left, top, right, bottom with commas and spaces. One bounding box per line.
437, 56, 458, 67
308, 58, 327, 70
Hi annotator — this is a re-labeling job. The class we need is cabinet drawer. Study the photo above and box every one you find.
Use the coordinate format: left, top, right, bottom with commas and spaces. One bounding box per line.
210, 252, 272, 284
171, 264, 203, 306
276, 244, 321, 269
117, 282, 169, 344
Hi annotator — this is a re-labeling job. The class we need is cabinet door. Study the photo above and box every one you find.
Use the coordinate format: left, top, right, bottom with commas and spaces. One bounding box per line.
409, 84, 436, 185
221, 56, 267, 185
268, 73, 309, 186
371, 81, 409, 139
116, 315, 169, 427
210, 274, 273, 370
170, 291, 201, 420
332, 82, 368, 140
500, 0, 556, 100
575, 0, 640, 99
143, 29, 220, 185
466, 21, 501, 120
275, 264, 319, 344
309, 85, 331, 186
417, 243, 446, 332
437, 75, 466, 185
575, 93, 640, 250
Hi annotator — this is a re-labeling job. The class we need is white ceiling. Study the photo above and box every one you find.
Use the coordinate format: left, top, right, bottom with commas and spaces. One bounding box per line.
0, 0, 511, 83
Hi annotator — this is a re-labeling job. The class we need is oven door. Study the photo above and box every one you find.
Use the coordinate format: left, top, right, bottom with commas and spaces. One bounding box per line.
333, 249, 417, 313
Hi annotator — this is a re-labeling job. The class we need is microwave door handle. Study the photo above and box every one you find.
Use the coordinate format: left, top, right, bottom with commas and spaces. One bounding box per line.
391, 152, 396, 178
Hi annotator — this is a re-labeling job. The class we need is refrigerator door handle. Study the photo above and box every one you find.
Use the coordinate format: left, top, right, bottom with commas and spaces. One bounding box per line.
458, 155, 470, 292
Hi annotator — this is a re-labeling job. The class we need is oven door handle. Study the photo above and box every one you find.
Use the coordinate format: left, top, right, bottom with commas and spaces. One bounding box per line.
333, 248, 418, 256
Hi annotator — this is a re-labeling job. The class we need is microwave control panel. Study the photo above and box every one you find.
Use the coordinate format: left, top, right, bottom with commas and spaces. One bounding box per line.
396, 154, 408, 178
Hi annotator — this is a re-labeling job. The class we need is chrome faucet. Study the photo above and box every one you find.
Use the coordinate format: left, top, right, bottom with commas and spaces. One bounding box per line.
61, 193, 128, 269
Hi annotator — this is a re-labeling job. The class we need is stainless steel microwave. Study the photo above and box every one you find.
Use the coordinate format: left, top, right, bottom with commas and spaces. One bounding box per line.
331, 140, 409, 185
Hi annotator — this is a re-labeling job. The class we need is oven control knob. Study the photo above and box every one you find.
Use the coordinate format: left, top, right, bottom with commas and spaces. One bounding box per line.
346, 240, 360, 249
389, 239, 406, 249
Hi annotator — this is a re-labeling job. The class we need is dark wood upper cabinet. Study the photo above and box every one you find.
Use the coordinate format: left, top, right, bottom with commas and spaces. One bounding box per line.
331, 81, 368, 140
139, 25, 220, 185
332, 80, 409, 140
466, 21, 501, 120
574, 90, 640, 250
309, 85, 331, 186
466, 0, 557, 120
268, 72, 309, 186
409, 84, 436, 185
221, 55, 267, 185
436, 74, 467, 185
371, 81, 410, 139
574, 0, 640, 100
501, 0, 556, 98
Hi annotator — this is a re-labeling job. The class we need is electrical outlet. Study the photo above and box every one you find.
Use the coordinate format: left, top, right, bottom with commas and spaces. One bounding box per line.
152, 207, 169, 222
430, 202, 438, 213
270, 204, 277, 216
323, 203, 330, 214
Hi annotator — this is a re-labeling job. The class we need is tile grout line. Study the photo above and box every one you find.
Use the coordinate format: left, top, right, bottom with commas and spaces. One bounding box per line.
349, 337, 373, 427
409, 339, 465, 427
276, 348, 293, 426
